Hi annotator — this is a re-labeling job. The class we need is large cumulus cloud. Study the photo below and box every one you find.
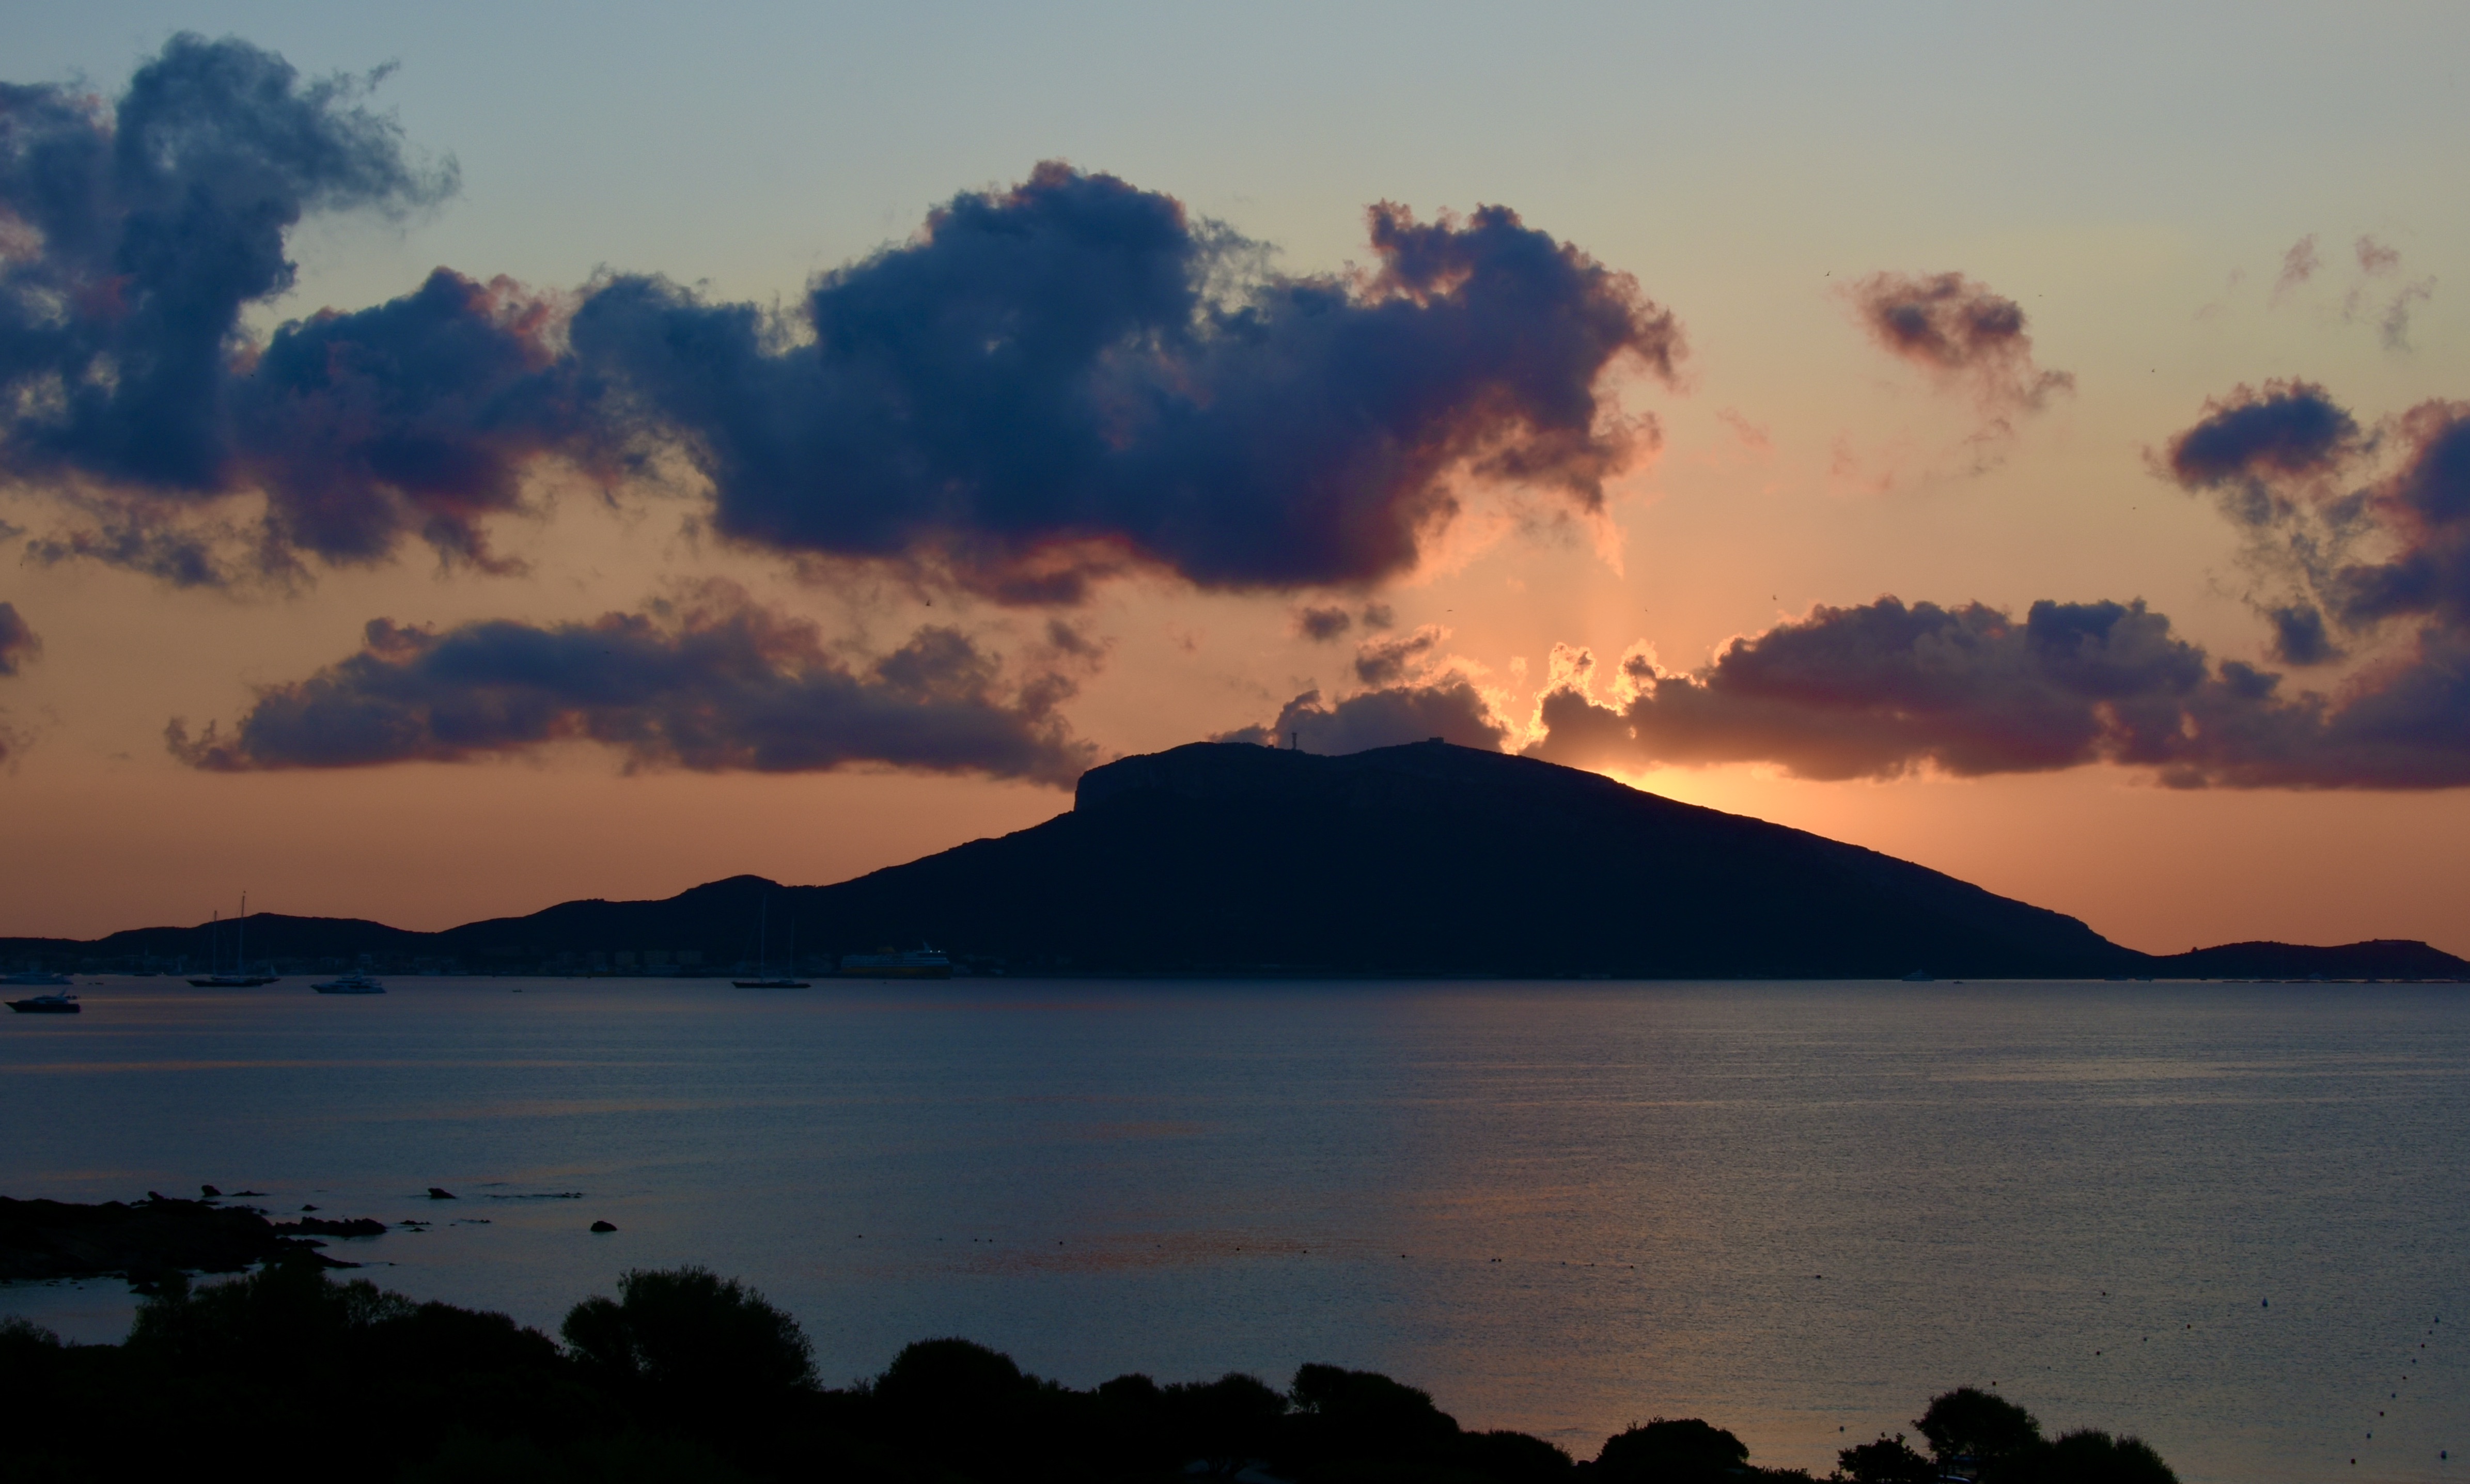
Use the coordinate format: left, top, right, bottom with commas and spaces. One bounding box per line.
1527, 593, 2470, 789
570, 165, 1681, 601
3, 38, 1681, 597
0, 35, 526, 581
163, 583, 1096, 784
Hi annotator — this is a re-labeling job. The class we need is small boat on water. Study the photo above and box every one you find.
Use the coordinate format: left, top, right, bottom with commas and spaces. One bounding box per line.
0, 970, 74, 987
188, 893, 280, 987
312, 973, 386, 995
7, 991, 80, 1014
733, 896, 811, 987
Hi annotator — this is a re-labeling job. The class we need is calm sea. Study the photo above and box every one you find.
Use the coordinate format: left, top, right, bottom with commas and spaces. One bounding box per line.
2, 978, 2462, 1481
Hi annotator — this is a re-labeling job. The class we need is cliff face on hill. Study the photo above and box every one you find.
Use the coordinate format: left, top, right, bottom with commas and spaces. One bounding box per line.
7, 741, 2462, 980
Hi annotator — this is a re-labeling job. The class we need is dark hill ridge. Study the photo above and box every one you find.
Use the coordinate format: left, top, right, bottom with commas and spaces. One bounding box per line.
808, 740, 2136, 978
4, 741, 2463, 980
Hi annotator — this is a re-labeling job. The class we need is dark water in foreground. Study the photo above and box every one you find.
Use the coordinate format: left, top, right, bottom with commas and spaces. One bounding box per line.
2, 978, 2463, 1481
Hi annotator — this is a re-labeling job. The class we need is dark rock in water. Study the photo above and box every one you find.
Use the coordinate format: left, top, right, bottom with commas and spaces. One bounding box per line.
229, 1189, 267, 1197
427, 1187, 456, 1199
199, 1184, 221, 1198
590, 1220, 617, 1233
300, 1204, 318, 1212
275, 1215, 388, 1239
0, 1194, 351, 1281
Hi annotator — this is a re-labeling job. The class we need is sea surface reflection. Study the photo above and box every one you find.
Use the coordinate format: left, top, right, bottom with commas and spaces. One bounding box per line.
3, 978, 2463, 1481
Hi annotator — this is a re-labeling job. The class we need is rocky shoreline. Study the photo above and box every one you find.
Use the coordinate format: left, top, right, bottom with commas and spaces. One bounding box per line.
0, 1192, 384, 1287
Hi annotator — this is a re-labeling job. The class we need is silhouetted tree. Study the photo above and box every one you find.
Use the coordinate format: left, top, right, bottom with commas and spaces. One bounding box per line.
1835, 1432, 1936, 1483
1593, 1417, 1752, 1483
1462, 1427, 1578, 1482
1916, 1387, 2042, 1479
2026, 1429, 2179, 1484
561, 1266, 814, 1439
1165, 1370, 1289, 1478
1285, 1361, 1463, 1467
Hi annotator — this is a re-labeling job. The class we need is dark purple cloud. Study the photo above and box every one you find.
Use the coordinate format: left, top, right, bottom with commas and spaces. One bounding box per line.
1296, 605, 1353, 642
2263, 602, 2341, 666
1847, 271, 2072, 412
2159, 385, 2470, 637
2327, 400, 2470, 631
6, 41, 1679, 599
1217, 677, 1508, 755
1530, 597, 2208, 781
0, 35, 461, 577
1351, 625, 1442, 684
0, 600, 37, 675
570, 166, 1682, 602
2162, 380, 2361, 506
227, 268, 589, 573
1525, 594, 2470, 789
164, 583, 1095, 784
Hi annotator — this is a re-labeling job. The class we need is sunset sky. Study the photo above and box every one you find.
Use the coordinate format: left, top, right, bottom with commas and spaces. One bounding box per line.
4, 2, 2467, 955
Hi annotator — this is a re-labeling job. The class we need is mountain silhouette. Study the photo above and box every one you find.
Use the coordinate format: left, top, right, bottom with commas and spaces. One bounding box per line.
8, 742, 2464, 980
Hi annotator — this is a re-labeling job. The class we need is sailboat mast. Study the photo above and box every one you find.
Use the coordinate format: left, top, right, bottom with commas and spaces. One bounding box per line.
238, 891, 246, 974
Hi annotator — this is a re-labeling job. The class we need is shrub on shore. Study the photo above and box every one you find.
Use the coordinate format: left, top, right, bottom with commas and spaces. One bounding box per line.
0, 1257, 2174, 1482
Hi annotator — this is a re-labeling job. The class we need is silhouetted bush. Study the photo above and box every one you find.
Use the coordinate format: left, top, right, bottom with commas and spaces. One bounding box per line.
2027, 1428, 2179, 1484
1593, 1416, 1752, 1482
1167, 1369, 1291, 1477
1834, 1432, 1936, 1483
566, 1264, 815, 1402
1285, 1361, 1463, 1469
0, 1261, 2178, 1484
1902, 1392, 2179, 1484
1462, 1427, 1578, 1482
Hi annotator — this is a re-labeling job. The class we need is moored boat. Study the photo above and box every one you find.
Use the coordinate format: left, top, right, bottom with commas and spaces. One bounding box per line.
732, 894, 810, 987
7, 991, 80, 1014
189, 892, 281, 987
0, 970, 74, 987
312, 973, 386, 995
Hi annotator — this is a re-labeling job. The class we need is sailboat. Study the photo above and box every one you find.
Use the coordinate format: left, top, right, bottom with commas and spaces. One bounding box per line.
734, 896, 809, 988
188, 892, 279, 987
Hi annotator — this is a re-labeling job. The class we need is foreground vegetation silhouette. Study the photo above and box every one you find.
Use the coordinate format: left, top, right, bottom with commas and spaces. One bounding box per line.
0, 1257, 2175, 1481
